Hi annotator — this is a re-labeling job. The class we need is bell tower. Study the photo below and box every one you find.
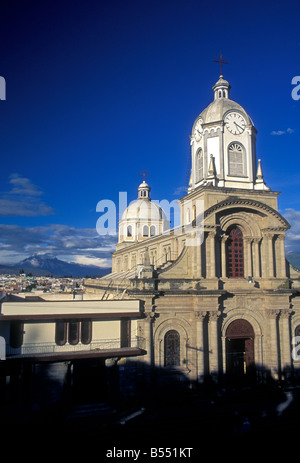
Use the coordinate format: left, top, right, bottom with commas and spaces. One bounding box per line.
189, 74, 269, 192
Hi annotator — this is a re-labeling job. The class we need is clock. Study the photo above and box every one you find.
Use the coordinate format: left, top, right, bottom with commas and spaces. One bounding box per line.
193, 118, 203, 141
224, 112, 246, 134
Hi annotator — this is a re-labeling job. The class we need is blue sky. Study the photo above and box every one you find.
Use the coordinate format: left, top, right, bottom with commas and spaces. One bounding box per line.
0, 0, 299, 267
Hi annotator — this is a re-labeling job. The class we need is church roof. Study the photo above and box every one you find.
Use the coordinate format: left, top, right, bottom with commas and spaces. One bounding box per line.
198, 97, 253, 126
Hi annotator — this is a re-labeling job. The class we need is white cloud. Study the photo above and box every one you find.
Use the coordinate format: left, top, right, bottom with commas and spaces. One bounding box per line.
71, 255, 111, 268
173, 185, 187, 196
0, 174, 54, 217
0, 224, 117, 267
271, 128, 295, 136
8, 174, 43, 196
283, 208, 300, 253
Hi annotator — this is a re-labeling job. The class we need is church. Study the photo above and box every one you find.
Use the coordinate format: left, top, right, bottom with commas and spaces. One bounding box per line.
84, 72, 300, 386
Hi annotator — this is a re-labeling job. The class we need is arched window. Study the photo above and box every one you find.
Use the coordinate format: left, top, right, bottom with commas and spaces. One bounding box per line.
295, 325, 300, 338
55, 321, 67, 346
150, 225, 156, 236
81, 321, 92, 345
228, 143, 246, 177
195, 149, 203, 182
192, 205, 196, 221
164, 330, 180, 367
186, 209, 190, 224
227, 227, 244, 278
127, 225, 132, 237
143, 225, 148, 237
68, 321, 79, 345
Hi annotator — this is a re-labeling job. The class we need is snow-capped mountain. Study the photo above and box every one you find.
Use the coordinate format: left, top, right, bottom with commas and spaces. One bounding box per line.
0, 254, 110, 278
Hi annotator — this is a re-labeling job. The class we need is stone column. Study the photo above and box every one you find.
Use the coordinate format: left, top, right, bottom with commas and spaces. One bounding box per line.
267, 310, 280, 379
207, 231, 216, 278
220, 234, 228, 278
267, 233, 274, 278
195, 312, 206, 381
262, 233, 274, 278
208, 311, 220, 378
253, 238, 261, 278
244, 237, 253, 278
279, 309, 292, 378
276, 235, 286, 278
144, 307, 156, 366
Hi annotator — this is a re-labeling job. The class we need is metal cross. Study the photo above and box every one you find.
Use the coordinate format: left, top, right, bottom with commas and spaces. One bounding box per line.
213, 52, 229, 76
139, 169, 149, 180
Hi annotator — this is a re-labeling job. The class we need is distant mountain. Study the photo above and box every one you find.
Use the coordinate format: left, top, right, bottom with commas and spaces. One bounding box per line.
286, 252, 300, 271
0, 254, 111, 278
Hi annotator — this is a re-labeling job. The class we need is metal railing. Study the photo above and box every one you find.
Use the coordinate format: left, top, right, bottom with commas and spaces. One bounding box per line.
6, 335, 146, 357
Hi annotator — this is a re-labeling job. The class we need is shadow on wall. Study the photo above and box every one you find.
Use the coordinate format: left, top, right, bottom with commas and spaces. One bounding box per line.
1, 359, 300, 455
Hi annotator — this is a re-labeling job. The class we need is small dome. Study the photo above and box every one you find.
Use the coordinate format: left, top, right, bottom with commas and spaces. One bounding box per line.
138, 180, 150, 189
212, 75, 230, 89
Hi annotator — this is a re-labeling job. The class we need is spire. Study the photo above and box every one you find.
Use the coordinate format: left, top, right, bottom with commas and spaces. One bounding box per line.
254, 158, 270, 191
256, 158, 263, 180
207, 154, 217, 185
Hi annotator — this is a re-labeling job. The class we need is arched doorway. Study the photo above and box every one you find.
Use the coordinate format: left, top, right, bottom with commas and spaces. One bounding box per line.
226, 319, 255, 382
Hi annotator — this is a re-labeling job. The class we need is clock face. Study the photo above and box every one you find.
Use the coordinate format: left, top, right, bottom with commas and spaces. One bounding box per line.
193, 118, 203, 141
225, 112, 246, 134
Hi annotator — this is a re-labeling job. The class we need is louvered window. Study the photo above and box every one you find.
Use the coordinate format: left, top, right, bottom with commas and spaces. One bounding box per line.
195, 149, 203, 182
228, 143, 246, 177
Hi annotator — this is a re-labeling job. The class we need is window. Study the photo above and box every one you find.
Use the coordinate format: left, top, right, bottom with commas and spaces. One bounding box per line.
55, 321, 67, 346
164, 330, 180, 367
150, 225, 156, 236
55, 321, 92, 346
127, 225, 132, 237
143, 225, 148, 237
68, 321, 79, 345
228, 143, 246, 177
195, 149, 203, 182
227, 227, 244, 278
81, 321, 92, 345
10, 321, 24, 348
120, 319, 131, 348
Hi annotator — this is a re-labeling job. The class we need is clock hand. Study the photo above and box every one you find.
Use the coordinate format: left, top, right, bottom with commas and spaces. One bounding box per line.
234, 121, 244, 130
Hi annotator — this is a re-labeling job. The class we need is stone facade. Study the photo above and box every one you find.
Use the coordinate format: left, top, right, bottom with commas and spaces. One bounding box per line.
84, 75, 300, 385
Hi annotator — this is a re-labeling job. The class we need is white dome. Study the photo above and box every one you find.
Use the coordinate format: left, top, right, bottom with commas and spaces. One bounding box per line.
197, 98, 252, 126
122, 199, 168, 222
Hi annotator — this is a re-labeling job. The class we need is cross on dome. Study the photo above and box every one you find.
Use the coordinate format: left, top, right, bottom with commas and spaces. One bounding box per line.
213, 52, 229, 76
